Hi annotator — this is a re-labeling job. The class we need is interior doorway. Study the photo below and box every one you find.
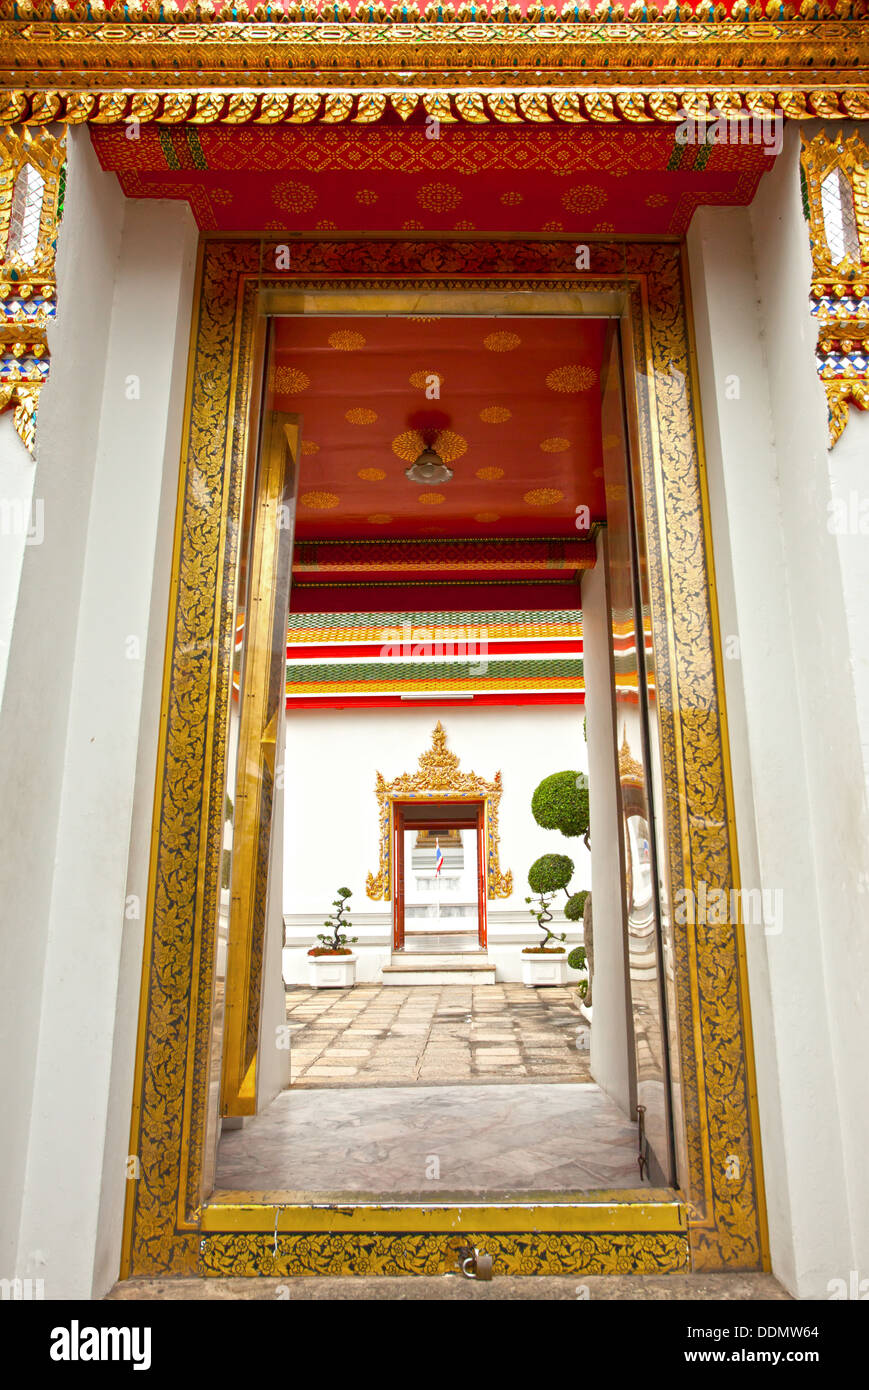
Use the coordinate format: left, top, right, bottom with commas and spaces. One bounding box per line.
394, 801, 486, 953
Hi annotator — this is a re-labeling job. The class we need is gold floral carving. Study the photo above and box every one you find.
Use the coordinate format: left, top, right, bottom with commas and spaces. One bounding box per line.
199, 1230, 689, 1278
801, 129, 869, 446
365, 721, 513, 902
0, 124, 64, 453
619, 728, 645, 788
0, 13, 868, 119
122, 238, 765, 1280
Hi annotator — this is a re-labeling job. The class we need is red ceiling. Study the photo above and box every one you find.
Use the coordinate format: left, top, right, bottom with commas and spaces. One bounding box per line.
275, 314, 609, 543
90, 122, 771, 236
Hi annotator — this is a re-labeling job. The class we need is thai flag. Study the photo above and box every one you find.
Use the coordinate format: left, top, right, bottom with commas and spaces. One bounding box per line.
435, 839, 444, 876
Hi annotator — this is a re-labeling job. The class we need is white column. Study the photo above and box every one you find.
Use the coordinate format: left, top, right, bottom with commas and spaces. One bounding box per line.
0, 125, 198, 1298
583, 529, 636, 1116
687, 122, 869, 1295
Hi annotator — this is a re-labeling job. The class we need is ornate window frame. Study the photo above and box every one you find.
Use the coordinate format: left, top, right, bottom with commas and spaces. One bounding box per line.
802, 128, 869, 446
0, 124, 64, 452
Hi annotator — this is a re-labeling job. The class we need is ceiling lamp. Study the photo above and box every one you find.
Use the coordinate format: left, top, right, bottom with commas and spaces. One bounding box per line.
405, 445, 453, 486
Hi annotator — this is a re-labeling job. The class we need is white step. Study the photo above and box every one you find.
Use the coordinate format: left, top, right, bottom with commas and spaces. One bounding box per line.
381, 952, 496, 986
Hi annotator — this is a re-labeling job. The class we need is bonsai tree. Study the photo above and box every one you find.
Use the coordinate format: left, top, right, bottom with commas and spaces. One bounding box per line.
529, 769, 593, 996
524, 853, 574, 952
312, 886, 358, 955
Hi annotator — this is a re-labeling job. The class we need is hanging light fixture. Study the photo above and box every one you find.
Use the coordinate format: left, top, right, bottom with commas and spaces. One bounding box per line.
405, 441, 453, 486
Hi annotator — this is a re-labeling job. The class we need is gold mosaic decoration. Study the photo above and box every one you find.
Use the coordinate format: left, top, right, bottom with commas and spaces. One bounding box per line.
475, 511, 500, 522
366, 721, 512, 902
357, 466, 385, 480
476, 465, 505, 480
540, 437, 571, 453
0, 124, 64, 453
120, 238, 767, 1282
418, 491, 445, 504
479, 407, 511, 423
346, 407, 377, 424
300, 439, 319, 454
2, 11, 869, 129
546, 364, 598, 393
801, 129, 869, 446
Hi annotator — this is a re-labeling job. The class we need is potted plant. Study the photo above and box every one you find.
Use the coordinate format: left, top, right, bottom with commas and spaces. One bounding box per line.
522, 854, 573, 986
308, 886, 358, 988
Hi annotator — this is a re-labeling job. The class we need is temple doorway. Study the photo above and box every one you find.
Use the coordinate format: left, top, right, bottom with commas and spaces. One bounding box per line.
122, 244, 766, 1278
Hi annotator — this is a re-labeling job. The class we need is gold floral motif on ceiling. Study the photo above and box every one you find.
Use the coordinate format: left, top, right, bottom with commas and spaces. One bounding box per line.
546, 364, 598, 392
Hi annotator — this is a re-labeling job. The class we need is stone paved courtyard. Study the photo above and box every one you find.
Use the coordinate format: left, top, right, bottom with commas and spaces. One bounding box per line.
285, 982, 591, 1086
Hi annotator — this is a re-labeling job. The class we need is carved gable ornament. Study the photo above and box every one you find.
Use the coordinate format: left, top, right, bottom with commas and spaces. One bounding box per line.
366, 720, 513, 901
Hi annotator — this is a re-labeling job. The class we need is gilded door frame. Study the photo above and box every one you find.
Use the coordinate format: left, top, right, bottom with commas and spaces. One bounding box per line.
121, 236, 768, 1279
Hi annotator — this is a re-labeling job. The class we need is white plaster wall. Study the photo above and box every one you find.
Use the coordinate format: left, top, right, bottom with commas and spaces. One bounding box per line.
281, 703, 590, 982
0, 128, 197, 1298
687, 123, 869, 1296
0, 129, 125, 1289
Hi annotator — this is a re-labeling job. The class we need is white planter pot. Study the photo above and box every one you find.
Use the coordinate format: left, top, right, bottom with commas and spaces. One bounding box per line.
521, 951, 569, 987
307, 952, 357, 988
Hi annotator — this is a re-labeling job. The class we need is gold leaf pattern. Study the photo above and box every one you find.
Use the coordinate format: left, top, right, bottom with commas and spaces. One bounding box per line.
300, 490, 339, 509
524, 488, 565, 505
327, 330, 366, 351
483, 331, 521, 352
416, 182, 462, 212
392, 428, 467, 464
562, 185, 608, 214
271, 180, 317, 213
546, 364, 598, 393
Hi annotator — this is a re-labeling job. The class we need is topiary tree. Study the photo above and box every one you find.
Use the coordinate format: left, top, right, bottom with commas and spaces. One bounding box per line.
528, 767, 592, 982
567, 945, 588, 999
531, 771, 590, 848
525, 853, 574, 951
